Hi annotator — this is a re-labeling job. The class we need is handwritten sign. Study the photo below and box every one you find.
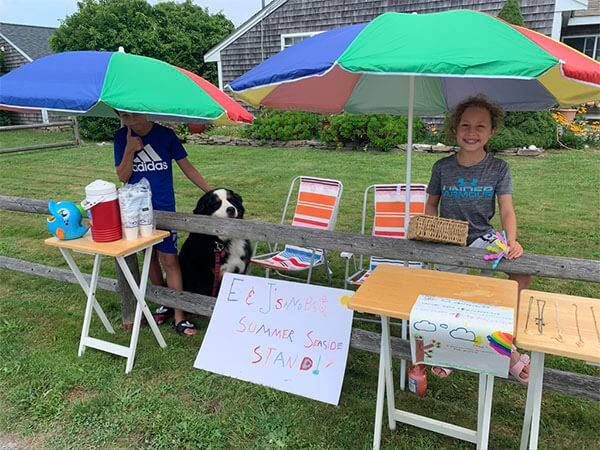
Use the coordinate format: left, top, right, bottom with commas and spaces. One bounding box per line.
409, 295, 514, 377
194, 274, 354, 405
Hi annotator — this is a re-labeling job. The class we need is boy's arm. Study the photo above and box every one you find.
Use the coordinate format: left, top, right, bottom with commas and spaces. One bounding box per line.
116, 127, 143, 183
177, 157, 212, 193
425, 195, 440, 216
498, 194, 523, 259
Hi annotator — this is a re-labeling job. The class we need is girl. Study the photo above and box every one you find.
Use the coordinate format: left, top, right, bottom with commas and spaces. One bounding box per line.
425, 95, 531, 384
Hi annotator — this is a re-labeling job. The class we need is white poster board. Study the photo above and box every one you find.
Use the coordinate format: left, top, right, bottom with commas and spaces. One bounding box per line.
409, 295, 514, 377
194, 274, 354, 405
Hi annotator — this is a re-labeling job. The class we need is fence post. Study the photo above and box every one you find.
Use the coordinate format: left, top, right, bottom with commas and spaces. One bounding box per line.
116, 254, 140, 331
72, 117, 81, 145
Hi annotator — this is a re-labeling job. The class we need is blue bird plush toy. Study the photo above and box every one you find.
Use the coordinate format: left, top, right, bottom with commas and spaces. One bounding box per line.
47, 201, 89, 240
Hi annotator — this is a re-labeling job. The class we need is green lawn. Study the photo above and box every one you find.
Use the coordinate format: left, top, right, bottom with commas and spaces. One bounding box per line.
0, 138, 599, 448
0, 129, 77, 149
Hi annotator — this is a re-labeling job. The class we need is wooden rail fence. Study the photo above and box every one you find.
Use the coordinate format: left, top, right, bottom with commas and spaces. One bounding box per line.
0, 196, 599, 402
0, 119, 81, 154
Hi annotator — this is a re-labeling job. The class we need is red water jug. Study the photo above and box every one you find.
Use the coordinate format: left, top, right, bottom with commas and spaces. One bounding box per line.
408, 364, 428, 398
82, 180, 122, 243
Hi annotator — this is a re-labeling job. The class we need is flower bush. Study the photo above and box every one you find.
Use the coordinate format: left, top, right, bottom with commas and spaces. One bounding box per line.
552, 107, 600, 148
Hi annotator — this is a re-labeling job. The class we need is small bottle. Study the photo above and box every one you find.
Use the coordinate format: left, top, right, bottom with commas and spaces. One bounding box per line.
408, 364, 428, 397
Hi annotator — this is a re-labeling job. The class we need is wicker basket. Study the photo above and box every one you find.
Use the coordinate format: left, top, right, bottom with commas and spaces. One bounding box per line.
408, 215, 469, 246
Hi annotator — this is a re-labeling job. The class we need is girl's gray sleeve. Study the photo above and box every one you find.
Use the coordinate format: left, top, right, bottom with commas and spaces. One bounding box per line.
496, 162, 513, 195
426, 161, 442, 195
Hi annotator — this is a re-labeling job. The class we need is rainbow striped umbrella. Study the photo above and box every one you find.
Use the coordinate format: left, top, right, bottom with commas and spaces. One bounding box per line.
229, 10, 600, 113
0, 51, 253, 125
229, 10, 600, 222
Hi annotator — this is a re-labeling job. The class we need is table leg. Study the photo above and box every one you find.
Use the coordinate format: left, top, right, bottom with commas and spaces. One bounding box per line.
116, 249, 166, 348
78, 254, 102, 357
477, 373, 485, 435
526, 352, 545, 450
520, 359, 537, 450
381, 316, 396, 431
476, 374, 494, 450
373, 321, 388, 450
400, 319, 407, 391
59, 248, 114, 334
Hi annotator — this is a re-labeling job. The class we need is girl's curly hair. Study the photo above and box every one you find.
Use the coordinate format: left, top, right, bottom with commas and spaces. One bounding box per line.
447, 95, 505, 147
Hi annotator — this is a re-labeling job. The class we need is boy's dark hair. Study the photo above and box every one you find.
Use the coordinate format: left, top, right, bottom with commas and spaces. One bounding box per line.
448, 95, 505, 146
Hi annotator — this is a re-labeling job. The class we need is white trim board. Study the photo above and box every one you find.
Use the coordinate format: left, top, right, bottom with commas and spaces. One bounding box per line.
568, 15, 600, 26
0, 31, 33, 62
204, 0, 289, 62
555, 0, 589, 12
280, 31, 324, 50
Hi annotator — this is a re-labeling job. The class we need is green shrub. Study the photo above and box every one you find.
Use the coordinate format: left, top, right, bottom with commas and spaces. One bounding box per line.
321, 114, 429, 151
78, 116, 121, 141
175, 123, 190, 142
503, 111, 557, 148
560, 129, 585, 149
367, 115, 429, 151
243, 110, 325, 141
0, 111, 12, 126
498, 0, 526, 27
321, 114, 370, 147
488, 128, 529, 152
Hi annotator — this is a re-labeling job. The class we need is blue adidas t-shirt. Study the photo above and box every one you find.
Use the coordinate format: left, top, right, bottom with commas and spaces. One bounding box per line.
114, 124, 187, 211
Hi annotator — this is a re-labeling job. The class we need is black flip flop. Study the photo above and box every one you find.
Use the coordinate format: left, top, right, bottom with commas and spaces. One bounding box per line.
175, 320, 197, 336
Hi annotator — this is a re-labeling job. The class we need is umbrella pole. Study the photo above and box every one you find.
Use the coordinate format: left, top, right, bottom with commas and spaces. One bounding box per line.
404, 75, 415, 233
399, 75, 415, 391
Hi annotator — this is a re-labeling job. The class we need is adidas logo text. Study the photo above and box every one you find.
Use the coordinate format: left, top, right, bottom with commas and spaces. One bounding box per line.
132, 145, 168, 172
133, 161, 168, 172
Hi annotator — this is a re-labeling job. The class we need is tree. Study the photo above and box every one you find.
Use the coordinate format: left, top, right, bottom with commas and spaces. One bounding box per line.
50, 0, 233, 84
498, 0, 526, 27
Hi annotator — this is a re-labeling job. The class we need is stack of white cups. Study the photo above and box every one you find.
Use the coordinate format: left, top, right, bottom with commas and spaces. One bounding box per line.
118, 179, 154, 240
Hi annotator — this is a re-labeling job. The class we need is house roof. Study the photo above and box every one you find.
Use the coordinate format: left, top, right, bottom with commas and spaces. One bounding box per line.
204, 0, 289, 62
0, 22, 56, 61
205, 0, 596, 64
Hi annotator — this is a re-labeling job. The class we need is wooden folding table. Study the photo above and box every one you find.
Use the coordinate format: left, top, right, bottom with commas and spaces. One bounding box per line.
516, 289, 600, 450
348, 265, 518, 450
45, 230, 170, 373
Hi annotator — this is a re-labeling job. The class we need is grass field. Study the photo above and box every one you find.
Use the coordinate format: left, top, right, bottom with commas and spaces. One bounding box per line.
0, 134, 599, 448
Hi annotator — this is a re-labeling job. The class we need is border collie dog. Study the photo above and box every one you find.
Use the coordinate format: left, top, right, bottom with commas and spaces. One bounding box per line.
179, 189, 252, 296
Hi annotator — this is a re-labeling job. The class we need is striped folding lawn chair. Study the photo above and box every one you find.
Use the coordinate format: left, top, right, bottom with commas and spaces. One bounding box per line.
341, 183, 428, 289
341, 183, 427, 391
251, 176, 343, 284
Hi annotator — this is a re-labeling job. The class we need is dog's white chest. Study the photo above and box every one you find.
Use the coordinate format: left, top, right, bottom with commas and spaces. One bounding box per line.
220, 239, 248, 275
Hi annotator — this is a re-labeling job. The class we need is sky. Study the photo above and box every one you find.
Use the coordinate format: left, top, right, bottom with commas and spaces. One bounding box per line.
0, 0, 267, 28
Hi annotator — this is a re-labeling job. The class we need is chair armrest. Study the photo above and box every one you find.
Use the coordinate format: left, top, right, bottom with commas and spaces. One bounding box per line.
252, 251, 279, 260
340, 251, 355, 259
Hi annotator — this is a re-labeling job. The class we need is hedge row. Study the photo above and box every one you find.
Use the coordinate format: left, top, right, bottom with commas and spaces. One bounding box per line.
71, 109, 591, 151
242, 110, 573, 151
244, 111, 431, 151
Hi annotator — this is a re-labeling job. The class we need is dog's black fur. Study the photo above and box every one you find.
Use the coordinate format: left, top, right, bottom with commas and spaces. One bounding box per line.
179, 188, 252, 296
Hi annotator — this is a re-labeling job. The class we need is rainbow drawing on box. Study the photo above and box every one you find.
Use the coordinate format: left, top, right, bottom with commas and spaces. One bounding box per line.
487, 331, 513, 357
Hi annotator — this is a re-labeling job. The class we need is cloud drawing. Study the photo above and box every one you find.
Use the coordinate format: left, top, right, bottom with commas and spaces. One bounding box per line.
439, 324, 448, 329
413, 320, 436, 332
449, 327, 476, 342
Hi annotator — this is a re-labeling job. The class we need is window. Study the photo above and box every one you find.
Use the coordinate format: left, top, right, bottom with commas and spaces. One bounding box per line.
563, 35, 600, 60
280, 32, 323, 50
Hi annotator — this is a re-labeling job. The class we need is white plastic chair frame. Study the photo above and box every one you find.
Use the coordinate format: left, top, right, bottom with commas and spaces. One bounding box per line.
251, 176, 344, 285
341, 183, 428, 289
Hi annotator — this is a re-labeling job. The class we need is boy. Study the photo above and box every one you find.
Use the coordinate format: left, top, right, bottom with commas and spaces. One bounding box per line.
114, 111, 212, 336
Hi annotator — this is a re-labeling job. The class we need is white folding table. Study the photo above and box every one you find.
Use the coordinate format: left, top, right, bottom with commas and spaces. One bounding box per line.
348, 265, 518, 450
45, 230, 170, 373
516, 289, 600, 450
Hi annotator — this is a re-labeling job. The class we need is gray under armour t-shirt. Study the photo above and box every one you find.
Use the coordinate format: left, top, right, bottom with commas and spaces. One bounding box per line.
427, 153, 513, 244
